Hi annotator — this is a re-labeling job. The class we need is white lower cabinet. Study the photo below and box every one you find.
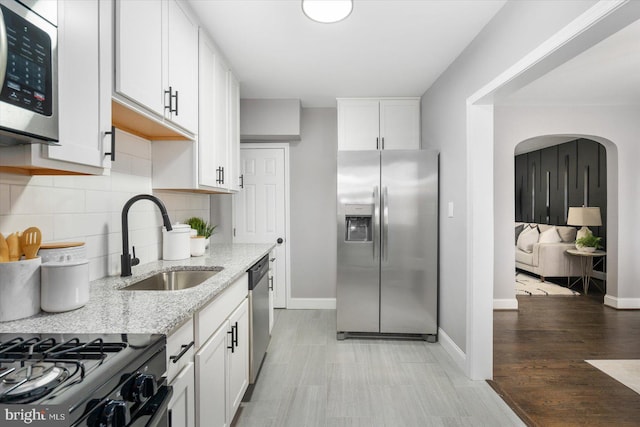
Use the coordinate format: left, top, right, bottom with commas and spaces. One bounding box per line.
195, 322, 227, 427
227, 299, 249, 421
167, 318, 195, 427
164, 275, 249, 427
168, 362, 195, 427
194, 274, 249, 427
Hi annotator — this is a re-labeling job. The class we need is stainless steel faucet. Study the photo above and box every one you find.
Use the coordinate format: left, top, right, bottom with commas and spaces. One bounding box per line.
121, 194, 173, 277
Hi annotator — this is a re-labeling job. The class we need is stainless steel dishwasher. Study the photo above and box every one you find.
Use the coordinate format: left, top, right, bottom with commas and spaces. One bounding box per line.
248, 254, 270, 384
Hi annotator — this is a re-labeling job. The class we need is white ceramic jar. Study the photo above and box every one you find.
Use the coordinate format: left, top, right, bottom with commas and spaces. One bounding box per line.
0, 257, 41, 321
162, 223, 191, 260
40, 259, 89, 313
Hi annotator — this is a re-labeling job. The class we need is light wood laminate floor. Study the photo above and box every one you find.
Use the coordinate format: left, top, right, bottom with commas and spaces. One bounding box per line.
233, 309, 523, 427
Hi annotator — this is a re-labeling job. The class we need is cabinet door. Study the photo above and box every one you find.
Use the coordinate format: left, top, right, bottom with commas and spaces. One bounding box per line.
167, 0, 198, 132
198, 32, 218, 188
115, 0, 163, 115
227, 299, 249, 423
227, 72, 241, 191
379, 99, 420, 150
213, 55, 229, 186
268, 251, 275, 334
337, 99, 380, 150
48, 0, 111, 168
195, 322, 228, 427
168, 362, 196, 427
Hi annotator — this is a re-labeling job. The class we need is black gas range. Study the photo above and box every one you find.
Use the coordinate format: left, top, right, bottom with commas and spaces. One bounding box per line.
0, 333, 171, 427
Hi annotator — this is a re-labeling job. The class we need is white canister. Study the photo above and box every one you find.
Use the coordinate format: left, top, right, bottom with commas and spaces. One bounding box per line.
190, 236, 207, 257
162, 223, 191, 260
39, 242, 86, 263
0, 257, 41, 322
40, 259, 90, 313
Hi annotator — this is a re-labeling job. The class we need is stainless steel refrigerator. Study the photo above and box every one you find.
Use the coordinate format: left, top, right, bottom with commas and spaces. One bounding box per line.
337, 150, 438, 341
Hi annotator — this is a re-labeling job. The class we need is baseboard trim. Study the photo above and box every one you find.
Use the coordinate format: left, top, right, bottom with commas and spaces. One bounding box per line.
438, 327, 466, 373
287, 298, 336, 310
604, 295, 640, 309
494, 298, 518, 310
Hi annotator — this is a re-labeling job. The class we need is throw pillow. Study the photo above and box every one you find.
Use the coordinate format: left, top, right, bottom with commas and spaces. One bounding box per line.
515, 224, 524, 245
517, 226, 539, 253
538, 226, 562, 244
556, 226, 577, 242
538, 224, 553, 232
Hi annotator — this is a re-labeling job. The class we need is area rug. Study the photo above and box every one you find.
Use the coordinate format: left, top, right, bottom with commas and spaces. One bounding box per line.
515, 273, 580, 295
586, 360, 640, 395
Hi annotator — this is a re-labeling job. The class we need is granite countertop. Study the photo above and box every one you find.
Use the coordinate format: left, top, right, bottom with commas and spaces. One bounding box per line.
0, 243, 274, 336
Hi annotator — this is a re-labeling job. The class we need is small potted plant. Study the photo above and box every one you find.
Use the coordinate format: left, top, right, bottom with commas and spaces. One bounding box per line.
575, 235, 602, 253
185, 217, 216, 256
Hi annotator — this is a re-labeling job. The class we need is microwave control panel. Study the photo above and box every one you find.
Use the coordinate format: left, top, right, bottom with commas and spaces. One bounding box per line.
0, 4, 53, 116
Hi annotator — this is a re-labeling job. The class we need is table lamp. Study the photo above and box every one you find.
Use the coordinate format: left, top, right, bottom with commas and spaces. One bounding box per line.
567, 206, 602, 240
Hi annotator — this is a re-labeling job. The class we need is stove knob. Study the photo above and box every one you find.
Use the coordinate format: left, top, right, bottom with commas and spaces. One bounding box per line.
131, 373, 157, 403
100, 400, 129, 427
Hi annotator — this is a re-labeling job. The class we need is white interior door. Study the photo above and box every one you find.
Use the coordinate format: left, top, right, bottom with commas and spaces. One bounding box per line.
235, 147, 287, 308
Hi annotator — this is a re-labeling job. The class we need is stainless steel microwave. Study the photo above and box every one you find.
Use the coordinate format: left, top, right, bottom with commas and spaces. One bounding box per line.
0, 0, 58, 145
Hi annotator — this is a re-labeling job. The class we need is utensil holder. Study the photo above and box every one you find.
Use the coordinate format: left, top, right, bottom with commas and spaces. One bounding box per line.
0, 257, 41, 322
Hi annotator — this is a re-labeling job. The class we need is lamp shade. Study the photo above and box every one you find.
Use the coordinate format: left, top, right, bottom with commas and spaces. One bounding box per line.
567, 207, 602, 226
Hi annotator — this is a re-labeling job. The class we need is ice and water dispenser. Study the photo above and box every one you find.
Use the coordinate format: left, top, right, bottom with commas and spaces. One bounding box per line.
344, 204, 373, 242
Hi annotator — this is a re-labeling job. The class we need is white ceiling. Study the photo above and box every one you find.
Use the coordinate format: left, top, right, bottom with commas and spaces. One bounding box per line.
187, 0, 506, 107
500, 17, 640, 106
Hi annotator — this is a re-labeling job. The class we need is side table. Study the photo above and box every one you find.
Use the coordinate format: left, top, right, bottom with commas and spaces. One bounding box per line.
566, 249, 606, 295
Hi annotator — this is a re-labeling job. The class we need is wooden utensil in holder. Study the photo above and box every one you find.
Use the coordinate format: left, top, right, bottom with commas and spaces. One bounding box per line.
21, 227, 42, 260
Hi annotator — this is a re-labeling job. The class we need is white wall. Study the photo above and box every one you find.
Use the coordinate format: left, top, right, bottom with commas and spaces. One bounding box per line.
0, 130, 209, 281
494, 105, 640, 308
289, 108, 337, 299
420, 0, 597, 353
209, 194, 234, 243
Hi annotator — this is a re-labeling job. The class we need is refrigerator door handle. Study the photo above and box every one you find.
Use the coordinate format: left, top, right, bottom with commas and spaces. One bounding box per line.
373, 185, 379, 260
382, 186, 389, 261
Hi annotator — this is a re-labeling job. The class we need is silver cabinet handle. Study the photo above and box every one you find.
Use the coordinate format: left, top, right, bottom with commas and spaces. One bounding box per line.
269, 276, 274, 291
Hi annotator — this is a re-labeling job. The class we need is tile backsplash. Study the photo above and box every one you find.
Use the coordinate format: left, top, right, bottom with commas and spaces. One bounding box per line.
0, 130, 210, 280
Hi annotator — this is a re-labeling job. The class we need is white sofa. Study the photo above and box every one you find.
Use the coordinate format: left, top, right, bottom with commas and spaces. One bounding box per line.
515, 223, 582, 282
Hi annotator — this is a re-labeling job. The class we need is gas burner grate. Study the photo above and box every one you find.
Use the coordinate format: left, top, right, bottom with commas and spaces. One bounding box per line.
0, 337, 127, 361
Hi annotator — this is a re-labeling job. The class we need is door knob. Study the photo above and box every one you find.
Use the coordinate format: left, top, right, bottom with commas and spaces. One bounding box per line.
277, 238, 283, 244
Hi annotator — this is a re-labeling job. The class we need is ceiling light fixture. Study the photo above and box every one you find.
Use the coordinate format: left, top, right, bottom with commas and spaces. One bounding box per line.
302, 0, 353, 24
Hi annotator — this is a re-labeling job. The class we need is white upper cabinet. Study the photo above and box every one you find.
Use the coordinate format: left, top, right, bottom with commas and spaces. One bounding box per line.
212, 49, 229, 187
198, 33, 218, 188
337, 99, 380, 151
115, 0, 197, 134
166, 0, 198, 131
49, 0, 113, 169
0, 0, 113, 175
337, 98, 421, 151
379, 99, 421, 150
227, 73, 241, 192
151, 19, 240, 194
115, 0, 163, 115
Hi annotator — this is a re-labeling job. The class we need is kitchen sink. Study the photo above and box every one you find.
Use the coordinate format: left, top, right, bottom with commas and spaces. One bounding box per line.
120, 268, 222, 291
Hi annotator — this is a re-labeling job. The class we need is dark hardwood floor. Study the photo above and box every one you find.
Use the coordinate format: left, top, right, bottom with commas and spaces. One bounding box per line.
492, 289, 640, 427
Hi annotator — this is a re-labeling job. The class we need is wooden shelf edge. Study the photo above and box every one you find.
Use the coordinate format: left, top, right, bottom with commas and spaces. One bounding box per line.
111, 98, 194, 141
0, 166, 89, 176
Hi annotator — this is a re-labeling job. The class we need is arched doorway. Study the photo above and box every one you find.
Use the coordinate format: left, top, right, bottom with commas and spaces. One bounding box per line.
513, 136, 608, 295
